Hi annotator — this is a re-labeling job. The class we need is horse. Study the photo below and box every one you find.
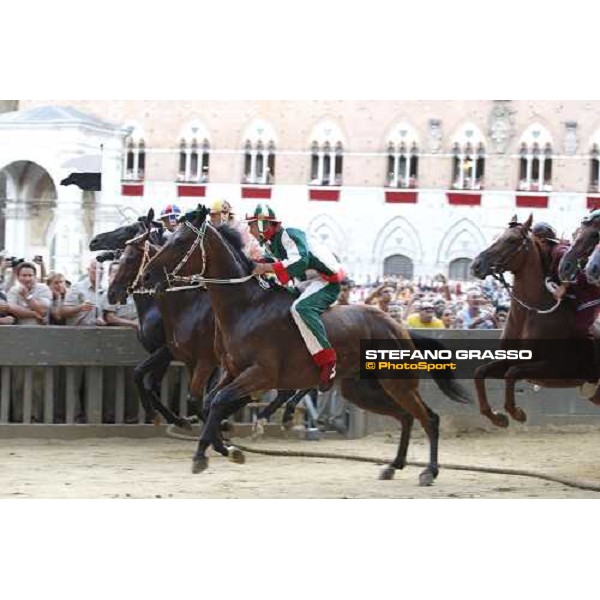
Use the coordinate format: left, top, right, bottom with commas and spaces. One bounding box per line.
143, 205, 472, 485
470, 213, 599, 427
558, 212, 600, 282
93, 212, 314, 432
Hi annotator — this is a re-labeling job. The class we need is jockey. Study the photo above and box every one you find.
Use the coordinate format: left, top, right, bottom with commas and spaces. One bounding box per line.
533, 221, 600, 337
210, 199, 264, 261
248, 204, 345, 392
533, 220, 600, 396
159, 204, 182, 236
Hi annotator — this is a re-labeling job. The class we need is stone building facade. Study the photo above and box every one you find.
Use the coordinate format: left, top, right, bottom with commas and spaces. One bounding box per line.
3, 99, 600, 280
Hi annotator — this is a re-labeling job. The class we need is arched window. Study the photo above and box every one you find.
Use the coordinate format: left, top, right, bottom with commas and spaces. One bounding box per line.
448, 257, 473, 281
178, 137, 210, 182
383, 254, 414, 279
450, 124, 486, 190
122, 125, 146, 181
178, 121, 211, 183
517, 124, 553, 192
309, 121, 344, 186
241, 120, 277, 184
386, 123, 420, 188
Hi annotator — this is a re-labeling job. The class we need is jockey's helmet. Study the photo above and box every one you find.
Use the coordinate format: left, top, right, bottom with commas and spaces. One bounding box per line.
160, 204, 181, 223
532, 222, 559, 244
210, 199, 233, 215
582, 209, 600, 225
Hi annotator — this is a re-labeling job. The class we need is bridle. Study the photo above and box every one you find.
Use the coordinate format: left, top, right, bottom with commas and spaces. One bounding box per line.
125, 229, 162, 295
163, 219, 269, 291
489, 227, 563, 315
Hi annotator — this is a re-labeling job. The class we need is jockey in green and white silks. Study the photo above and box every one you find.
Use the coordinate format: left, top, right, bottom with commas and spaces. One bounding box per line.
248, 204, 345, 392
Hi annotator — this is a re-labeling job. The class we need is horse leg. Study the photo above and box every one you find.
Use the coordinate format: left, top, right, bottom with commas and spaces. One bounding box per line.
473, 360, 511, 428
281, 389, 313, 429
378, 379, 440, 486
193, 365, 269, 474
340, 379, 415, 481
251, 389, 295, 438
133, 347, 191, 428
503, 360, 557, 422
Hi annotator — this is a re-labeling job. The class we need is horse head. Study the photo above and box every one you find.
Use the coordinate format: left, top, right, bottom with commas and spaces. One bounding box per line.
143, 204, 210, 288
89, 208, 159, 251
559, 212, 600, 282
471, 214, 533, 279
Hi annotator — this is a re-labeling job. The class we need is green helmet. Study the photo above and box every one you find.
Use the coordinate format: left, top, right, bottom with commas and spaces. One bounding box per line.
582, 209, 600, 225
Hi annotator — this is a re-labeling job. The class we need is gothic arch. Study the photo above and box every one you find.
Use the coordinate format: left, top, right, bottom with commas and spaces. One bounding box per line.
372, 216, 423, 265
306, 214, 347, 259
307, 118, 346, 148
436, 218, 486, 264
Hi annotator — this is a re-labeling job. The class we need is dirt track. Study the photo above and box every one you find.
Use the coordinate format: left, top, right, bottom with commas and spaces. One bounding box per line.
2, 427, 600, 498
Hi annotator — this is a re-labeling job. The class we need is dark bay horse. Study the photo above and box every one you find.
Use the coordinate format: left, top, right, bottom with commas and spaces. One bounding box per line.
94, 213, 312, 433
143, 205, 471, 485
471, 214, 598, 427
558, 211, 600, 282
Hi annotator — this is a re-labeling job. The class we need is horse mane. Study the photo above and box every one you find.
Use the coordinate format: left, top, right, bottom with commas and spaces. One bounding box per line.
216, 223, 255, 273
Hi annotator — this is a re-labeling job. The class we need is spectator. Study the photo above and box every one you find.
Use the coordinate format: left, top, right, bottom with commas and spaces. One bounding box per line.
46, 272, 68, 325
441, 307, 456, 329
102, 262, 139, 329
458, 290, 496, 330
0, 289, 16, 325
406, 301, 445, 329
364, 283, 395, 313
4, 262, 52, 325
59, 260, 106, 327
336, 281, 353, 306
493, 305, 509, 329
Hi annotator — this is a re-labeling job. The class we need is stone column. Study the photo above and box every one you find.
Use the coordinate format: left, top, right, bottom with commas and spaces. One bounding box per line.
2, 199, 28, 259
52, 185, 84, 278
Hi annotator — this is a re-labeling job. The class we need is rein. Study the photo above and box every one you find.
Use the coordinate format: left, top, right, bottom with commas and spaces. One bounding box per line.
490, 232, 563, 315
125, 230, 162, 296
164, 220, 270, 290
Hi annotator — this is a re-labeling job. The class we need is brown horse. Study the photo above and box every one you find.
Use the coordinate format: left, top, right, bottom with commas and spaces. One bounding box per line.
143, 205, 471, 485
470, 214, 597, 427
586, 243, 600, 284
104, 219, 316, 435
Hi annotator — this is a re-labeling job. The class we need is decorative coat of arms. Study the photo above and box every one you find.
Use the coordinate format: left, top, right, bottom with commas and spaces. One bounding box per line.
428, 119, 442, 153
564, 121, 578, 156
488, 100, 515, 154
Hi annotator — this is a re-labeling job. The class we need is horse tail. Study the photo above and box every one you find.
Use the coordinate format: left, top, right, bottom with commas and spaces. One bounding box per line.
410, 331, 473, 404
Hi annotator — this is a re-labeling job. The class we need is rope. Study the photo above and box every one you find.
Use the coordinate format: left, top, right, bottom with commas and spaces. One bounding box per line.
165, 426, 600, 492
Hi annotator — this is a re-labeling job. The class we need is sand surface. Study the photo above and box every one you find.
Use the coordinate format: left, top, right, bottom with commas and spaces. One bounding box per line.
2, 427, 600, 498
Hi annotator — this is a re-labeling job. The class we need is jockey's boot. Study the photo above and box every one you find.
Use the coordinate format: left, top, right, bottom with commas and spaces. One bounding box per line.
313, 348, 337, 392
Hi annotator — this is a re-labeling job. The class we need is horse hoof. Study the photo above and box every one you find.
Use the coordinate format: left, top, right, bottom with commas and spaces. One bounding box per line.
252, 418, 266, 440
152, 415, 162, 427
378, 466, 396, 480
281, 419, 294, 431
491, 412, 509, 428
176, 418, 193, 431
228, 447, 245, 465
510, 408, 527, 423
192, 456, 209, 474
419, 471, 435, 487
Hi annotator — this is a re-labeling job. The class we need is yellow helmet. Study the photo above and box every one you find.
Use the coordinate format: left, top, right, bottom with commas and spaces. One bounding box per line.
210, 199, 233, 215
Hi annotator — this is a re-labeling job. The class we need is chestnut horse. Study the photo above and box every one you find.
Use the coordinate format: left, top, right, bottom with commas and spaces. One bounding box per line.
143, 205, 472, 485
470, 214, 598, 427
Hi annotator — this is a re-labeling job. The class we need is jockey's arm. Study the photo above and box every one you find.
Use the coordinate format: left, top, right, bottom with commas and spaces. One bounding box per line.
254, 229, 310, 284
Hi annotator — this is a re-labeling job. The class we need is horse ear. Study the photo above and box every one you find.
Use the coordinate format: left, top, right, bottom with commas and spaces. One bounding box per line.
523, 213, 533, 231
195, 204, 210, 224
508, 214, 518, 227
147, 208, 154, 223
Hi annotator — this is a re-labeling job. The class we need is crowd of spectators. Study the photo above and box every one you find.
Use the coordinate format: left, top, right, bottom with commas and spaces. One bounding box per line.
337, 273, 511, 330
0, 251, 138, 330
1, 248, 511, 330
